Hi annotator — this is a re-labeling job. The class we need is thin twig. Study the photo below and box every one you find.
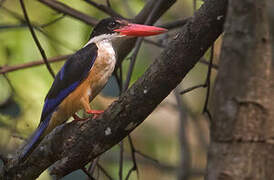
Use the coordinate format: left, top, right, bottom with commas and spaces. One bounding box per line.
81, 167, 95, 180
40, 14, 66, 28
118, 65, 123, 93
0, 13, 65, 30
87, 157, 99, 179
174, 88, 192, 179
2, 7, 76, 51
202, 44, 214, 121
114, 64, 123, 94
38, 0, 97, 25
125, 167, 135, 180
0, 24, 26, 30
83, 0, 123, 18
19, 0, 55, 78
199, 58, 218, 70
2, 73, 15, 93
119, 141, 123, 180
135, 150, 158, 164
127, 136, 139, 177
0, 55, 71, 74
180, 84, 205, 94
97, 163, 114, 180
106, 0, 111, 7
123, 38, 143, 91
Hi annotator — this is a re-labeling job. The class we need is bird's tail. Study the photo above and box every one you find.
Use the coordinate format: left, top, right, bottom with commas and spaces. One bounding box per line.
19, 114, 51, 162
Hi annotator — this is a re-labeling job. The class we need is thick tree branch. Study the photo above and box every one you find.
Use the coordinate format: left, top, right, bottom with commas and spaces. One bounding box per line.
1, 0, 227, 179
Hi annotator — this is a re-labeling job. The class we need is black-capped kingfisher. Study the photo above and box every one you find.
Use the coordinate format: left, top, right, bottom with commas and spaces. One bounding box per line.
20, 17, 167, 161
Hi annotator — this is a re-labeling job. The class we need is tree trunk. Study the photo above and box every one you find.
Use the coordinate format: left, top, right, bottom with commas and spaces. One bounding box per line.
206, 0, 274, 179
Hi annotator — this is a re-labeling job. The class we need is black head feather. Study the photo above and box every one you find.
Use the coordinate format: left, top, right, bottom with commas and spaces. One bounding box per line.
89, 17, 127, 39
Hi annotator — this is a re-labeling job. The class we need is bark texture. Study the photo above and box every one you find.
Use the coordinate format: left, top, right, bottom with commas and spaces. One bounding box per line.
206, 0, 274, 179
1, 0, 228, 179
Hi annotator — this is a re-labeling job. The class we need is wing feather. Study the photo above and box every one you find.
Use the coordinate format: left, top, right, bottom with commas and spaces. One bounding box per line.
40, 43, 98, 122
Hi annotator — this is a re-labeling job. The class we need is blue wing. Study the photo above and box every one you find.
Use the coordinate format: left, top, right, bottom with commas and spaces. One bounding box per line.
41, 42, 98, 122
19, 43, 98, 162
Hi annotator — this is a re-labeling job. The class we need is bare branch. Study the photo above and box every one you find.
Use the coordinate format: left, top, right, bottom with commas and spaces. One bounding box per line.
38, 0, 98, 25
1, 7, 75, 51
135, 150, 158, 163
125, 166, 135, 180
174, 88, 191, 179
19, 0, 55, 78
86, 157, 99, 179
202, 44, 214, 121
40, 14, 66, 28
123, 38, 143, 91
106, 0, 111, 8
199, 57, 218, 69
81, 167, 95, 180
118, 142, 123, 180
126, 136, 139, 179
0, 55, 71, 74
83, 0, 124, 19
97, 163, 114, 180
180, 84, 205, 95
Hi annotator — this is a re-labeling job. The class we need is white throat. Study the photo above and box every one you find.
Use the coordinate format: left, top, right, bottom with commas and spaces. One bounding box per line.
84, 33, 125, 47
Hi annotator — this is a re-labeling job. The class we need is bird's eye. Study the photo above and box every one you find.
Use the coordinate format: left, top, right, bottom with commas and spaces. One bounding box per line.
108, 22, 117, 29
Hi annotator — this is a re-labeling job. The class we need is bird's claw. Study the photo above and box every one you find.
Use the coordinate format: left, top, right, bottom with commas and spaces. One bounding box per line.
72, 114, 88, 121
86, 110, 104, 119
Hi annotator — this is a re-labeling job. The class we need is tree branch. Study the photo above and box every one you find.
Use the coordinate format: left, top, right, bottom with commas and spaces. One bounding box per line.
1, 0, 227, 179
38, 0, 98, 26
0, 55, 71, 74
83, 0, 124, 19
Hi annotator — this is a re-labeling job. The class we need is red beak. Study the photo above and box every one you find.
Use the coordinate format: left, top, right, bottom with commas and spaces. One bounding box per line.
114, 23, 167, 37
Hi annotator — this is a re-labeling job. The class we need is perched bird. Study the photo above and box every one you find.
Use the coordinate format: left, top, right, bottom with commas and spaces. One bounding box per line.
19, 17, 167, 161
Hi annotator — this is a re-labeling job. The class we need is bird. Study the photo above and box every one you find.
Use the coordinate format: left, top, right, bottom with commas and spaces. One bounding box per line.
19, 17, 167, 161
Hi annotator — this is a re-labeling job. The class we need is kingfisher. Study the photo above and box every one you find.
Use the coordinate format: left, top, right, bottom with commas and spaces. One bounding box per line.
19, 17, 167, 161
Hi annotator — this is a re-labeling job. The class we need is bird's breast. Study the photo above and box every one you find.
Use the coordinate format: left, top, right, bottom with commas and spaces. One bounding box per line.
87, 41, 116, 98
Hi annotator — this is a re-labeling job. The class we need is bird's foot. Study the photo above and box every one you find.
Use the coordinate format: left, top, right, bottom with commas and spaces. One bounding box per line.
72, 114, 88, 121
86, 110, 104, 119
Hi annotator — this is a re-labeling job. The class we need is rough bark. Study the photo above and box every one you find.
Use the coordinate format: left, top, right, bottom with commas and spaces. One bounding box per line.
206, 0, 274, 179
1, 0, 227, 179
